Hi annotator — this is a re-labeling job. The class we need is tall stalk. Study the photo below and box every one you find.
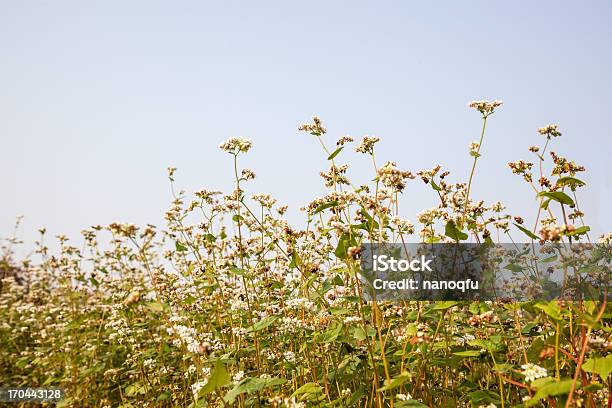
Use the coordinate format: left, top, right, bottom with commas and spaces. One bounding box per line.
464, 115, 488, 220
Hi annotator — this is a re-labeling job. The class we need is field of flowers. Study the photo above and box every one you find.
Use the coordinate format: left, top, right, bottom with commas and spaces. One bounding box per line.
1, 100, 610, 407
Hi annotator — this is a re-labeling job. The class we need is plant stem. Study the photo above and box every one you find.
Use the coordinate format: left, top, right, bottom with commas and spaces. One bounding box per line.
464, 115, 488, 220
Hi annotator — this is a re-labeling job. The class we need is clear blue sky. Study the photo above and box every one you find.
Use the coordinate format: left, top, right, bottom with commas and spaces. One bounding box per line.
1, 1, 611, 249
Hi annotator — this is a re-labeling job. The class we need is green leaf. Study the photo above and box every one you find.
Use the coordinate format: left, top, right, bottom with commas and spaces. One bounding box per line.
534, 301, 562, 321
430, 180, 441, 191
526, 379, 574, 407
556, 176, 585, 188
566, 226, 590, 236
445, 220, 468, 241
147, 302, 165, 312
352, 326, 367, 340
396, 401, 428, 408
359, 207, 379, 231
583, 382, 604, 392
505, 263, 524, 273
468, 338, 502, 353
521, 322, 538, 334
453, 350, 482, 357
224, 377, 286, 404
327, 146, 344, 160
125, 383, 145, 396
538, 191, 574, 206
232, 214, 244, 222
229, 266, 246, 276
513, 223, 539, 240
291, 382, 324, 399
379, 372, 412, 392
493, 363, 513, 374
156, 392, 171, 402
469, 301, 491, 315
347, 387, 366, 406
175, 241, 188, 252
197, 362, 230, 397
582, 355, 612, 379
431, 301, 459, 311
334, 233, 356, 259
247, 315, 279, 332
467, 390, 501, 405
289, 251, 302, 269
314, 200, 338, 214
319, 323, 343, 343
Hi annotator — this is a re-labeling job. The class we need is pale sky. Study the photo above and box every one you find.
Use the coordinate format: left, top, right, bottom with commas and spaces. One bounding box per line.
1, 1, 611, 251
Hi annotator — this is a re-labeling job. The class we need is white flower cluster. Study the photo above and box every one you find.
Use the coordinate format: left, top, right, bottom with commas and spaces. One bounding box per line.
467, 99, 503, 116
391, 217, 415, 234
143, 358, 155, 369
232, 370, 245, 384
191, 368, 212, 397
167, 324, 201, 353
455, 333, 476, 346
417, 207, 445, 225
297, 115, 326, 135
469, 141, 480, 156
252, 193, 277, 208
537, 124, 561, 138
191, 379, 206, 398
598, 232, 612, 245
283, 351, 296, 364
355, 136, 380, 154
521, 363, 547, 383
396, 393, 412, 401
279, 316, 313, 333
286, 297, 315, 310
219, 137, 253, 154
343, 316, 361, 325
377, 161, 414, 191
491, 201, 505, 213
270, 396, 306, 408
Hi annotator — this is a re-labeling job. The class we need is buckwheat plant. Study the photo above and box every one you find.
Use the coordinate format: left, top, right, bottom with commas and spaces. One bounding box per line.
0, 101, 609, 408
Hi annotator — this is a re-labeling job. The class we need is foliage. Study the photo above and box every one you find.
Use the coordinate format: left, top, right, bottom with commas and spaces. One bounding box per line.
0, 101, 610, 407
